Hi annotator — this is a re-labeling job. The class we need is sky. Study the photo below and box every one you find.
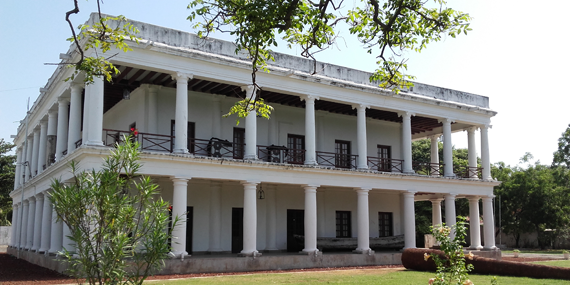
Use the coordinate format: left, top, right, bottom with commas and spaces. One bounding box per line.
1, 0, 569, 167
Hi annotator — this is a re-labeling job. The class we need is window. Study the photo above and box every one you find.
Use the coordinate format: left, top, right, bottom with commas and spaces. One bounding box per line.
170, 121, 195, 153
335, 140, 351, 168
377, 145, 392, 172
378, 212, 393, 237
233, 127, 245, 159
336, 211, 351, 238
287, 134, 305, 164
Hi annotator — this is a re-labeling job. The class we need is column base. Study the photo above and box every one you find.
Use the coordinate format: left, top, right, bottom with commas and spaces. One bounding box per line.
304, 160, 318, 166
169, 251, 190, 259
238, 251, 261, 257
84, 141, 104, 147
173, 149, 189, 154
444, 173, 457, 178
300, 249, 321, 256
353, 248, 374, 255
403, 170, 415, 174
469, 245, 483, 250
243, 154, 257, 160
357, 166, 369, 170
483, 246, 497, 250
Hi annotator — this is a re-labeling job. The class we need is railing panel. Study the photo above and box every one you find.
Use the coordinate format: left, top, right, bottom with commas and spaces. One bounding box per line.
367, 157, 404, 173
316, 151, 357, 169
257, 145, 305, 164
412, 162, 443, 176
454, 165, 482, 178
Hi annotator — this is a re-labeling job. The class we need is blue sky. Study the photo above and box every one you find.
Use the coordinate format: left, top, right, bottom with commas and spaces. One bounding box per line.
1, 0, 569, 167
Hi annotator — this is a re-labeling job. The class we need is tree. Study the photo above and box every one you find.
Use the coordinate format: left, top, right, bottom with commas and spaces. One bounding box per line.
61, 0, 471, 122
553, 124, 570, 168
50, 136, 179, 285
0, 139, 16, 226
492, 155, 570, 248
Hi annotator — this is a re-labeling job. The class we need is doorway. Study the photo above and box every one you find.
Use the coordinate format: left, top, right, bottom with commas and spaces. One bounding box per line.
287, 209, 305, 252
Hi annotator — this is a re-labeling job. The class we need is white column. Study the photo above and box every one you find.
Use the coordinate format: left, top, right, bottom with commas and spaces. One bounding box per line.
20, 201, 29, 249
240, 181, 259, 256
37, 121, 48, 174
68, 82, 84, 152
399, 112, 415, 173
355, 104, 369, 170
265, 186, 278, 251
24, 136, 33, 182
441, 118, 455, 177
171, 177, 189, 257
317, 190, 325, 237
26, 197, 36, 249
302, 95, 319, 165
482, 196, 496, 249
39, 192, 52, 253
46, 111, 58, 166
431, 199, 443, 227
62, 224, 74, 253
10, 204, 18, 247
173, 73, 192, 154
85, 76, 104, 146
403, 191, 416, 249
302, 185, 319, 253
242, 85, 258, 160
32, 194, 44, 251
354, 188, 372, 253
467, 127, 478, 178
14, 148, 22, 189
55, 98, 69, 160
480, 125, 492, 180
31, 128, 40, 176
430, 135, 440, 175
208, 181, 222, 252
445, 193, 457, 240
49, 203, 63, 254
468, 197, 483, 250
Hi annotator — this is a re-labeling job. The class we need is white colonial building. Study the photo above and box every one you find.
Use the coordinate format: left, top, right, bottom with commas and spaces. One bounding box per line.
8, 14, 499, 273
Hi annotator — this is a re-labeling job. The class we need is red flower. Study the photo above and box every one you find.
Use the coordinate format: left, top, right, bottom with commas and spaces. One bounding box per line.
130, 128, 139, 136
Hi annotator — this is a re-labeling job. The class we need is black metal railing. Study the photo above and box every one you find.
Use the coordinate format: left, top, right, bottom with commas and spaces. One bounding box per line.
257, 145, 305, 164
75, 139, 82, 148
454, 165, 482, 179
316, 151, 357, 169
367, 157, 404, 172
412, 162, 443, 176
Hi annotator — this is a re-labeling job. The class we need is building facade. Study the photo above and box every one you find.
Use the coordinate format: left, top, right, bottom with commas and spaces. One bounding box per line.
9, 14, 499, 272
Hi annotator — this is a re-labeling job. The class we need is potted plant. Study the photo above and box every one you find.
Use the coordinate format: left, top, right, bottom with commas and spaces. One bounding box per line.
513, 249, 520, 258
563, 250, 569, 260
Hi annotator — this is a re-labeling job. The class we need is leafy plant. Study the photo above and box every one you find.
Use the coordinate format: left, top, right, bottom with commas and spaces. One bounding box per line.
424, 217, 477, 285
50, 135, 180, 285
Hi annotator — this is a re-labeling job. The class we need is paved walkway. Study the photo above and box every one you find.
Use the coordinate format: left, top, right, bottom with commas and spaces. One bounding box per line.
504, 252, 566, 259
0, 245, 7, 253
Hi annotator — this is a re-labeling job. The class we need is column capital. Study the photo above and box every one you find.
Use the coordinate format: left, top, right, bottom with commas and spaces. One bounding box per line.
438, 118, 456, 124
300, 94, 320, 102
240, 85, 259, 99
171, 176, 191, 183
70, 82, 84, 91
241, 180, 259, 187
479, 124, 492, 130
402, 191, 417, 198
354, 188, 371, 194
466, 126, 478, 133
145, 84, 162, 92
445, 193, 457, 199
352, 104, 370, 111
171, 72, 193, 82
57, 97, 69, 104
36, 193, 44, 201
23, 199, 29, 205
397, 111, 415, 118
28, 196, 36, 202
467, 196, 480, 202
430, 198, 443, 203
482, 195, 495, 201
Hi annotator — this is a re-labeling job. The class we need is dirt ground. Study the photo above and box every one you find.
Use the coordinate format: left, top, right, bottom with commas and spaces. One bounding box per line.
0, 251, 560, 285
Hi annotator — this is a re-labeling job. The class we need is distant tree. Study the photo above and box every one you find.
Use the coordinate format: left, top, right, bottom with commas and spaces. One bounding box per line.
492, 155, 570, 248
553, 124, 570, 168
0, 139, 16, 226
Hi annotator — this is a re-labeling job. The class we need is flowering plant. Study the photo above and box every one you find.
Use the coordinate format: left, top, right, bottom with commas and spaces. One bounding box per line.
425, 216, 474, 285
130, 127, 139, 136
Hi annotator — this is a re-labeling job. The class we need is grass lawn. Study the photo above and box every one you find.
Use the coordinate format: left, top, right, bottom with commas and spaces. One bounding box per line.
502, 249, 566, 255
532, 259, 570, 268
145, 268, 570, 284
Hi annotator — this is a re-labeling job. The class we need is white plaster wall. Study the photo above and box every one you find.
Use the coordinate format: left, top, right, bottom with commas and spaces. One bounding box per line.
0, 226, 11, 245
102, 88, 403, 160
